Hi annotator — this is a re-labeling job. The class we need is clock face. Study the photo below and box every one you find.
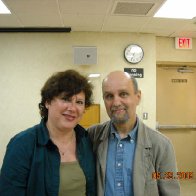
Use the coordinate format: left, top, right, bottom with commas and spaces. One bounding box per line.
124, 44, 144, 64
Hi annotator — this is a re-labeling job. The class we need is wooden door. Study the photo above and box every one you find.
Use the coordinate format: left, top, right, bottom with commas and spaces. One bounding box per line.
79, 104, 100, 128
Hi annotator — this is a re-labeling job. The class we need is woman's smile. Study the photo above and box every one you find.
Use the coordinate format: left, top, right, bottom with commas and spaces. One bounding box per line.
62, 113, 76, 121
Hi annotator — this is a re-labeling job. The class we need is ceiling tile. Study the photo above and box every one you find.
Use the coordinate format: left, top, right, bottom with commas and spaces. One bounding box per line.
0, 15, 21, 27
0, 0, 195, 37
58, 0, 111, 14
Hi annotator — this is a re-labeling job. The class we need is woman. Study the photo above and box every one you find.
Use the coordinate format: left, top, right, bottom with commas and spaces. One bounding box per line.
0, 70, 96, 196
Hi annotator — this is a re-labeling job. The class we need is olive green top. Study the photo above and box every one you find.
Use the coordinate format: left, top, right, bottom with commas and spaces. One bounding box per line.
59, 161, 86, 196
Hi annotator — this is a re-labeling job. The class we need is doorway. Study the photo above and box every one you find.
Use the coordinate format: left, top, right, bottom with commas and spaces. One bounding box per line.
156, 64, 196, 179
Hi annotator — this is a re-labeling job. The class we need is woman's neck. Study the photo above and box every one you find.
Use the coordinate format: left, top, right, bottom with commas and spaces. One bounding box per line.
46, 120, 74, 143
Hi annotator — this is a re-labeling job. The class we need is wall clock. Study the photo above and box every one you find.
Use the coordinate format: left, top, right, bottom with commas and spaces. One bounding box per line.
124, 44, 144, 64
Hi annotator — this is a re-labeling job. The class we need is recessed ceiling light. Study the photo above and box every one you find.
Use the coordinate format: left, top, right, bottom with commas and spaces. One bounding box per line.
154, 0, 195, 19
0, 0, 11, 14
88, 73, 100, 78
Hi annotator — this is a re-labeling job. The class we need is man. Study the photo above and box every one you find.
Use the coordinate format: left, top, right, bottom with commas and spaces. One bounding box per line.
88, 71, 180, 196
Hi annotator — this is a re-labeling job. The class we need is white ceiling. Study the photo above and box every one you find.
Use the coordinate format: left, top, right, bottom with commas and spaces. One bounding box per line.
0, 0, 196, 37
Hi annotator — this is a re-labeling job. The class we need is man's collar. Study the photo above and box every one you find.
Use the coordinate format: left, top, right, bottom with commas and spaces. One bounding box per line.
110, 117, 138, 141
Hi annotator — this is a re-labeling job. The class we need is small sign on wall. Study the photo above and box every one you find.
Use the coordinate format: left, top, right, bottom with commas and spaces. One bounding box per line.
175, 37, 192, 49
171, 79, 187, 83
124, 68, 144, 78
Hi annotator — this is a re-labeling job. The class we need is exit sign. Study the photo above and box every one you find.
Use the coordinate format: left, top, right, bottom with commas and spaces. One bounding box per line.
175, 37, 192, 49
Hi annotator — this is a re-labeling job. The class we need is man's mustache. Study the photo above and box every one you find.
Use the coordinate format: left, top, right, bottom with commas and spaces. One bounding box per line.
111, 106, 127, 112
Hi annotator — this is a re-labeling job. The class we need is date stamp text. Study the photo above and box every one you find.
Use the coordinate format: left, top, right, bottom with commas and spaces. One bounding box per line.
152, 171, 194, 180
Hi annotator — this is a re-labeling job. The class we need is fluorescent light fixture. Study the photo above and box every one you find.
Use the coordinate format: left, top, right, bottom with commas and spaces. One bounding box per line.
0, 0, 11, 14
88, 73, 100, 78
154, 0, 196, 19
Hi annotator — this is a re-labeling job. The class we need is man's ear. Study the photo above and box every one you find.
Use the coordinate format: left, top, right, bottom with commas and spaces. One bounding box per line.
136, 90, 141, 105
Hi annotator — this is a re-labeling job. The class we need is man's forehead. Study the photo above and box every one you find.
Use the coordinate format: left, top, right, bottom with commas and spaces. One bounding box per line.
103, 77, 132, 87
103, 72, 130, 82
103, 81, 132, 93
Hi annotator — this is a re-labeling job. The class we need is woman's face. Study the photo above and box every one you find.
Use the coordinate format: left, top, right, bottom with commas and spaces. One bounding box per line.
45, 91, 85, 131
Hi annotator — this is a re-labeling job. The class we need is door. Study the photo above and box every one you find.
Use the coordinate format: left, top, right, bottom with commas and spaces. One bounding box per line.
156, 64, 196, 178
79, 104, 100, 128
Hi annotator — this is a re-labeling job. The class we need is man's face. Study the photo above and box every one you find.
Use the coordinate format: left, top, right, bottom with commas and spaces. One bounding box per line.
102, 72, 141, 125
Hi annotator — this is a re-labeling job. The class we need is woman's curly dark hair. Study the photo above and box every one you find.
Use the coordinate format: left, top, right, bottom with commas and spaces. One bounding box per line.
39, 69, 93, 120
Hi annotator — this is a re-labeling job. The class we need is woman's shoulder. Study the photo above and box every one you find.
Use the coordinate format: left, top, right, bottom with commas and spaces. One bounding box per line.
8, 123, 41, 148
2, 123, 42, 167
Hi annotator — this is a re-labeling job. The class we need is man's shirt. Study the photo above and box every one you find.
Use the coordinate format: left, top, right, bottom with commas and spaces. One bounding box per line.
105, 119, 138, 196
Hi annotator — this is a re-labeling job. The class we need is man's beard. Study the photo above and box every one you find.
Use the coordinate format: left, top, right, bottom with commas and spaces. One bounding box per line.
110, 107, 129, 124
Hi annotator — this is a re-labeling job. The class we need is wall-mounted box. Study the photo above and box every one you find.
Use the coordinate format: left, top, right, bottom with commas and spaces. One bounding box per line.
73, 46, 97, 65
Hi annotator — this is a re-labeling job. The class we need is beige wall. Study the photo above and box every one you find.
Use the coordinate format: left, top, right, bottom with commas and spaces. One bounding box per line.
156, 36, 196, 62
0, 32, 156, 166
0, 33, 195, 175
